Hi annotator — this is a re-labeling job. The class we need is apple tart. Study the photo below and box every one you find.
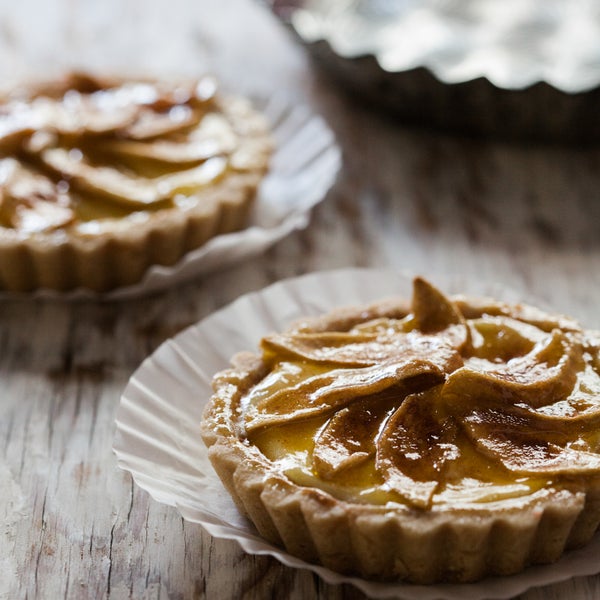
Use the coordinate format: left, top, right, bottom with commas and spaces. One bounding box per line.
0, 72, 271, 292
201, 277, 600, 583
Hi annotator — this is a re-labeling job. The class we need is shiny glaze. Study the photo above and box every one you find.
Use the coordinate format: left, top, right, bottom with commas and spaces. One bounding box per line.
242, 278, 600, 509
0, 73, 240, 233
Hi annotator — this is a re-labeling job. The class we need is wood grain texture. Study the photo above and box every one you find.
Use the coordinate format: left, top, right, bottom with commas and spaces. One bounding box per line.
1, 1, 600, 598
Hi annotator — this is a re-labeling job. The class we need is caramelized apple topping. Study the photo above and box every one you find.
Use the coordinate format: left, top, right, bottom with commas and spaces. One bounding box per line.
0, 73, 246, 232
243, 278, 600, 508
0, 159, 74, 231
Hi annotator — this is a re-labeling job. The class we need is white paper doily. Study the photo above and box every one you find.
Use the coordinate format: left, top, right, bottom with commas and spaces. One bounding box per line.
1, 93, 340, 300
114, 268, 600, 599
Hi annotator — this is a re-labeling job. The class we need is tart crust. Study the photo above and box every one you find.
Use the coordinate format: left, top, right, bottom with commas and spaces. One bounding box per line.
0, 73, 271, 292
201, 278, 600, 584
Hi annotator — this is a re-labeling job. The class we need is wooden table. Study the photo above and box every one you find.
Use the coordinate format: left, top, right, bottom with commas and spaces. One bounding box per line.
2, 1, 600, 598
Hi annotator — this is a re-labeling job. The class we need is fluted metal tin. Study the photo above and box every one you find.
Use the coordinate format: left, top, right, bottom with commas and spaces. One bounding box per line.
269, 0, 600, 141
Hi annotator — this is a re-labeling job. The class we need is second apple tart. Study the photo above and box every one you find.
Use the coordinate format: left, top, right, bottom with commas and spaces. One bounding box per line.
0, 72, 271, 292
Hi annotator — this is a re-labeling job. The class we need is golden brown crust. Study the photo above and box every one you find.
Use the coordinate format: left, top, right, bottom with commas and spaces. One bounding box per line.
0, 73, 271, 292
203, 422, 600, 583
201, 281, 600, 583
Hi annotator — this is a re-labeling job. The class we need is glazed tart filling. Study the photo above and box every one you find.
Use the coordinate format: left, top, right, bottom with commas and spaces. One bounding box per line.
0, 72, 271, 291
0, 72, 261, 235
239, 278, 600, 509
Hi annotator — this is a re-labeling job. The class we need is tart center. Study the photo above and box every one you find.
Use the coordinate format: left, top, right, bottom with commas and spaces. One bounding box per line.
241, 278, 600, 508
0, 73, 242, 233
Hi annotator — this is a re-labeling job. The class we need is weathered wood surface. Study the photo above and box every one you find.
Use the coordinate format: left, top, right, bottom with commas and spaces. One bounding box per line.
1, 1, 600, 598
